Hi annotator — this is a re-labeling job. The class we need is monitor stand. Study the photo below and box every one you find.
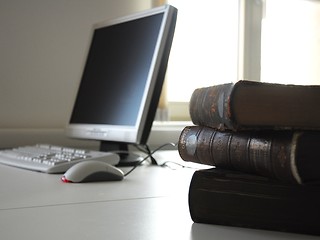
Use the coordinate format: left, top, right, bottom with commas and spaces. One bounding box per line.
100, 141, 143, 166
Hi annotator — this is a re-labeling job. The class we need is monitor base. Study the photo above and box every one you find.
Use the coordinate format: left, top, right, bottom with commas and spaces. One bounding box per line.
100, 141, 143, 166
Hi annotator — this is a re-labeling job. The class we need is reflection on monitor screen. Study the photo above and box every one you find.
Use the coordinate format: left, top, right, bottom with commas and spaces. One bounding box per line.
66, 5, 177, 166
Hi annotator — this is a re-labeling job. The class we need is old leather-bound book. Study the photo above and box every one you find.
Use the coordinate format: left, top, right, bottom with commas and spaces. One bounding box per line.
178, 125, 320, 184
188, 168, 320, 235
189, 80, 320, 131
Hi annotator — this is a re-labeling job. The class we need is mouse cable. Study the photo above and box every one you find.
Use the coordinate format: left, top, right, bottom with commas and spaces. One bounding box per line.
133, 143, 202, 170
123, 142, 178, 177
132, 144, 157, 165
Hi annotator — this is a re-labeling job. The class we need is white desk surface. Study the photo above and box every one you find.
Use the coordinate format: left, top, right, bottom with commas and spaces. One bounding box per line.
0, 150, 319, 240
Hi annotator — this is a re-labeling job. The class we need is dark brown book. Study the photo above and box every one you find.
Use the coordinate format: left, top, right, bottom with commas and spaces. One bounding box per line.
189, 168, 320, 235
189, 80, 320, 131
178, 125, 320, 184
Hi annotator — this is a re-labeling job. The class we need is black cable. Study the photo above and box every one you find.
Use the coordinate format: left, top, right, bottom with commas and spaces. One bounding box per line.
123, 142, 178, 177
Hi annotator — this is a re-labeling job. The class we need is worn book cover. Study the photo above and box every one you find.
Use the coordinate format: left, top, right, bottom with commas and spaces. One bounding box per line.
189, 168, 320, 235
189, 80, 320, 131
178, 125, 320, 184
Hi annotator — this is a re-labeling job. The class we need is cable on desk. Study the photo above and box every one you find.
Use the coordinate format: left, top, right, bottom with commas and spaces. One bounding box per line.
123, 142, 178, 177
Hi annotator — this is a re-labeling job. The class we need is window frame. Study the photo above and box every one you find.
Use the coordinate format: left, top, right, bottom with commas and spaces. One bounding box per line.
163, 0, 263, 121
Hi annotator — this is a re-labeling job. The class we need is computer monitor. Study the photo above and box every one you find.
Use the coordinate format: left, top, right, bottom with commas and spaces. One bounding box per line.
66, 5, 177, 166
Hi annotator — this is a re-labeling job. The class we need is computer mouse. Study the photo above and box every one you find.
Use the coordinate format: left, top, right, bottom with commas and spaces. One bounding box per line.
61, 160, 124, 183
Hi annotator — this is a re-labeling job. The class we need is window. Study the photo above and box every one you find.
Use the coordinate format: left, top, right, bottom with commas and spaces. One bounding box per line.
261, 0, 320, 85
166, 0, 240, 103
159, 0, 320, 121
155, 0, 240, 121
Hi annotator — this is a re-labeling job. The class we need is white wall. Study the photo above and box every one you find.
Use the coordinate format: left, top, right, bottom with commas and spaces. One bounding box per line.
0, 0, 152, 148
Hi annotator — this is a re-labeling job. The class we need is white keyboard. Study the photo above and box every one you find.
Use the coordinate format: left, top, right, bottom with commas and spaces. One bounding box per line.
0, 144, 120, 173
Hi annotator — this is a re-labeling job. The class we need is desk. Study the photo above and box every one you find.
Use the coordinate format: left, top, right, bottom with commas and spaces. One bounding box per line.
0, 150, 319, 240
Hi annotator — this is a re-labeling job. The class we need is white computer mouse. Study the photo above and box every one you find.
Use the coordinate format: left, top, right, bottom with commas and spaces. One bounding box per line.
61, 160, 124, 183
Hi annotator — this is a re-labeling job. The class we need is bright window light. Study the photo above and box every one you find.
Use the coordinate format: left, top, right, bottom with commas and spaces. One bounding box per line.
261, 0, 320, 85
166, 0, 240, 102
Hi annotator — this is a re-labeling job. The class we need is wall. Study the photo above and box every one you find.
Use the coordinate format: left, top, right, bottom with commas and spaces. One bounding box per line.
0, 0, 152, 148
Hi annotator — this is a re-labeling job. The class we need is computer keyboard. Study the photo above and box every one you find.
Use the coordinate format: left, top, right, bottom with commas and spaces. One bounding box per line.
0, 144, 120, 173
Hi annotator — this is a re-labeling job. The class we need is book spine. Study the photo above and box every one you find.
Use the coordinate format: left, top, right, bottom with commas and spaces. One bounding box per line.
178, 125, 301, 184
189, 83, 236, 131
188, 169, 320, 235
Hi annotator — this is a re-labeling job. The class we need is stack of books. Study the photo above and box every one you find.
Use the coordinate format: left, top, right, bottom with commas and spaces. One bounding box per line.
178, 80, 320, 235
